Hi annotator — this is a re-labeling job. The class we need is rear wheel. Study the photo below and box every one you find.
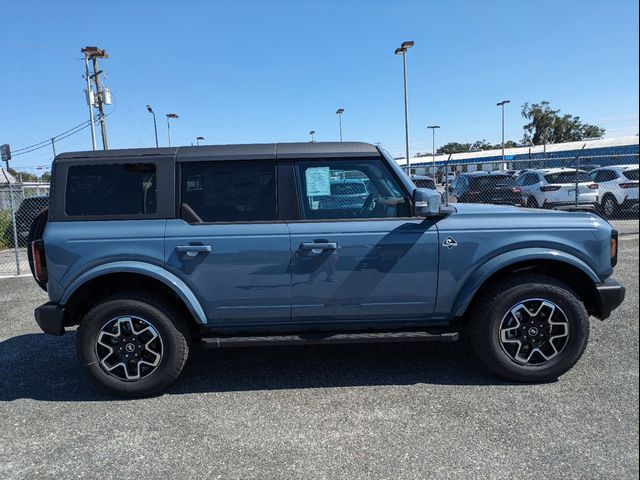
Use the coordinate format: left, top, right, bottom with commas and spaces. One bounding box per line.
601, 194, 619, 218
469, 274, 589, 382
526, 197, 539, 208
76, 293, 190, 397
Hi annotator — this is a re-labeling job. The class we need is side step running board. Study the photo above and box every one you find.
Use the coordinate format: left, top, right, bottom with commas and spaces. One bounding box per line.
200, 331, 458, 349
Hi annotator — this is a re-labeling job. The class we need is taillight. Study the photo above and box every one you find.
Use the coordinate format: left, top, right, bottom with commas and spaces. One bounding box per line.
31, 240, 47, 283
620, 182, 639, 189
540, 185, 561, 192
611, 230, 619, 267
587, 183, 599, 190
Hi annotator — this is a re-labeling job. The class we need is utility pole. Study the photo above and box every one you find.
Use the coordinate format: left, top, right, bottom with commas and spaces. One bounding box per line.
81, 46, 109, 150
51, 138, 56, 157
82, 53, 97, 150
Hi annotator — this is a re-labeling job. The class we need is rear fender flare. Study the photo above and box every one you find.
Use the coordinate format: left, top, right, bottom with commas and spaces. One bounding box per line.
60, 261, 208, 324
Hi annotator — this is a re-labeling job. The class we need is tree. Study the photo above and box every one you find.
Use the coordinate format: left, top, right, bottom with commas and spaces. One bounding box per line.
41, 171, 51, 182
521, 101, 605, 145
437, 139, 520, 154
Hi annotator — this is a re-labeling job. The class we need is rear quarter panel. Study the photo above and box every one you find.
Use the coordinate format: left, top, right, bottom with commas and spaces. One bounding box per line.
44, 220, 167, 303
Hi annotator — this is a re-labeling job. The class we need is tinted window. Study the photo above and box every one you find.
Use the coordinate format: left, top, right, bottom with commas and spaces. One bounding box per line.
296, 159, 408, 219
623, 169, 639, 181
544, 171, 591, 184
181, 162, 277, 222
66, 164, 156, 216
413, 178, 436, 189
468, 175, 512, 190
592, 170, 618, 182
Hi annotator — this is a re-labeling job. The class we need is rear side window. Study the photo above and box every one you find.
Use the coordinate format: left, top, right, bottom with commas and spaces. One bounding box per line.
65, 164, 156, 216
623, 169, 639, 181
180, 162, 277, 222
544, 171, 591, 184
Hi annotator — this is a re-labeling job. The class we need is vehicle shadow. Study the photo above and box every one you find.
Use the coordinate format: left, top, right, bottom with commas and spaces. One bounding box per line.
0, 331, 517, 402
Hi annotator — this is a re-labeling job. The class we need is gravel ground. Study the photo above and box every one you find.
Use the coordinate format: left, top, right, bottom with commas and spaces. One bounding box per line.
0, 237, 638, 479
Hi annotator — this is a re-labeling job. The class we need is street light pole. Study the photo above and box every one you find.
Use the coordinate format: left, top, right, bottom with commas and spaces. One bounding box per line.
309, 130, 316, 143
497, 99, 511, 168
336, 108, 344, 142
395, 41, 414, 175
166, 113, 179, 147
427, 125, 440, 178
196, 136, 204, 146
146, 105, 159, 148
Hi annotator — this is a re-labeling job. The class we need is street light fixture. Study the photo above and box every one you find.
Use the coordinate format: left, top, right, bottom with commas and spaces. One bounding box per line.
395, 40, 414, 174
146, 105, 158, 148
166, 113, 179, 147
196, 136, 205, 146
336, 108, 345, 142
427, 125, 440, 178
309, 130, 316, 142
496, 99, 511, 168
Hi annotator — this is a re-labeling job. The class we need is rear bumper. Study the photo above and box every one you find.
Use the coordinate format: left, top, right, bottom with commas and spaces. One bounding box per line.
594, 279, 626, 320
34, 302, 66, 336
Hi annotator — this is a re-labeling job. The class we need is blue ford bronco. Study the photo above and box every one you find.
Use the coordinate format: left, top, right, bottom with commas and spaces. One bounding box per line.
29, 142, 625, 397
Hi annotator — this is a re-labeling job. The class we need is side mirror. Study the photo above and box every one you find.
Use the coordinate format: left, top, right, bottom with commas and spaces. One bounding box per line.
413, 188, 441, 216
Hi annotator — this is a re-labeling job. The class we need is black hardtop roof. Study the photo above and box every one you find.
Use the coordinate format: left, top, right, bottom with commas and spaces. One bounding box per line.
54, 141, 380, 163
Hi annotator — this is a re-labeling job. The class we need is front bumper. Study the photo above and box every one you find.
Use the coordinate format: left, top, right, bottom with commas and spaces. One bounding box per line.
594, 279, 626, 320
34, 302, 66, 336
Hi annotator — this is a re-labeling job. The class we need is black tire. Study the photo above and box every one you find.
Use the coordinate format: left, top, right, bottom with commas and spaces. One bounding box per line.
27, 208, 48, 291
601, 194, 619, 219
76, 292, 191, 397
469, 274, 589, 383
526, 197, 539, 208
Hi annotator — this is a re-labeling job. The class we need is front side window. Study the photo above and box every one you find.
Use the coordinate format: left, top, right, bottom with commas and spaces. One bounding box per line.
66, 163, 156, 216
181, 162, 277, 222
296, 159, 409, 220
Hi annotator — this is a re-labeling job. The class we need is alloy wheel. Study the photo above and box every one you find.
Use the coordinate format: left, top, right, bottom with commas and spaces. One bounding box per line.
498, 299, 569, 366
95, 316, 164, 381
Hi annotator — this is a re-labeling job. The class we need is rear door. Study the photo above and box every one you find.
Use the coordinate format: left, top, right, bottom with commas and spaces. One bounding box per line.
287, 157, 439, 324
164, 160, 291, 324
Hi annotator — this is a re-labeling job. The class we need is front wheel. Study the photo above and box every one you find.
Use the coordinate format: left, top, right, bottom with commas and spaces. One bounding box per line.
469, 274, 589, 382
76, 293, 190, 397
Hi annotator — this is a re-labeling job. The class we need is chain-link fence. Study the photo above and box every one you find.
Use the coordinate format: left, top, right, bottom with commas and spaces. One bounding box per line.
412, 153, 639, 233
0, 183, 50, 277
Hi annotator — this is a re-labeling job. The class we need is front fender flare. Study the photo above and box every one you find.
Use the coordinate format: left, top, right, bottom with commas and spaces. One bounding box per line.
60, 261, 208, 324
452, 248, 600, 318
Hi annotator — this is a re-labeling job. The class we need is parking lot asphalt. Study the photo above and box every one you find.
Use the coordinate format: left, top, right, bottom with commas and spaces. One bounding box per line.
0, 237, 638, 479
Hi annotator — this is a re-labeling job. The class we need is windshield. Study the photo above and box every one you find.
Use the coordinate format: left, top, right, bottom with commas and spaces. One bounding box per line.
623, 169, 639, 181
544, 171, 591, 184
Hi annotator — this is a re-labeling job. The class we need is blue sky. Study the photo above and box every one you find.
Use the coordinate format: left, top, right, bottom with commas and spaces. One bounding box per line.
1, 0, 638, 172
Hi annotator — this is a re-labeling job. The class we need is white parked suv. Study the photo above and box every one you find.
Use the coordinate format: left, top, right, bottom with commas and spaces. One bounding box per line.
514, 168, 599, 209
589, 165, 639, 218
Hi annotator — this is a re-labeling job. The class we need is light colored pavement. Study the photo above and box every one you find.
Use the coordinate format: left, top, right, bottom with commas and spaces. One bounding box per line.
0, 238, 638, 479
0, 248, 28, 278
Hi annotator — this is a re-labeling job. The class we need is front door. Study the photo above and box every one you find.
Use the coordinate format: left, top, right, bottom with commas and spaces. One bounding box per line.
165, 160, 291, 324
288, 158, 439, 324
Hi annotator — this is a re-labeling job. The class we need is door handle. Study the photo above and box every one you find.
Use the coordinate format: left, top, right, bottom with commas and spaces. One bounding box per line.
300, 242, 337, 251
175, 245, 212, 257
